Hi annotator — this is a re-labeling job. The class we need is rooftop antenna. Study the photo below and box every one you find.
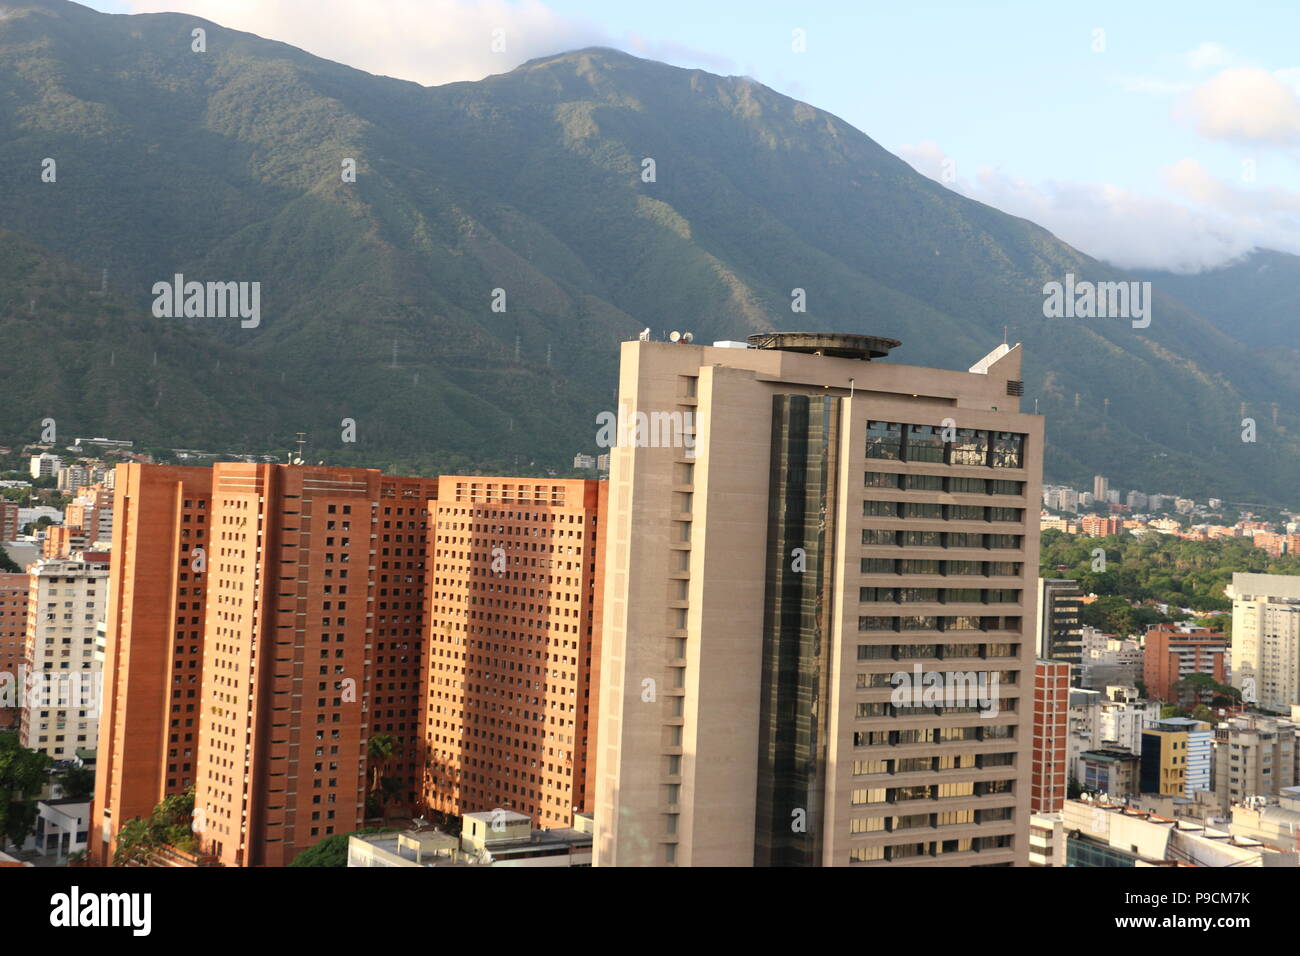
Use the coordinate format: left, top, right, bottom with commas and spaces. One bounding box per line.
391, 339, 398, 369
514, 335, 521, 362
1002, 325, 1008, 346
292, 432, 307, 465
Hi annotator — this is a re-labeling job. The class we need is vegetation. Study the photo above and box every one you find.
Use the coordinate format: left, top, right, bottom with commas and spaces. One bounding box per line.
0, 732, 52, 849
112, 790, 198, 866
1041, 530, 1299, 622
0, 6, 1297, 499
57, 764, 95, 801
288, 827, 398, 868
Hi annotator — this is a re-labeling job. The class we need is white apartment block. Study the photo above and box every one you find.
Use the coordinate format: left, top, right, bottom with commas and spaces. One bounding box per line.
1228, 573, 1300, 714
19, 558, 108, 760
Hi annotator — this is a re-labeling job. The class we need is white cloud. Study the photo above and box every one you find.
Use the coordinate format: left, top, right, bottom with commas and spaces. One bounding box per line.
125, 0, 609, 85
1179, 67, 1300, 144
898, 144, 1300, 273
1183, 41, 1233, 71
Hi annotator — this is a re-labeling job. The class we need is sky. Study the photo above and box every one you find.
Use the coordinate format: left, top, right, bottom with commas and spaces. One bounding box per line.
81, 0, 1300, 273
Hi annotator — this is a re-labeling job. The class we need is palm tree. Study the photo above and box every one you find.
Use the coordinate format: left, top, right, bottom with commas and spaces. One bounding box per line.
367, 733, 396, 799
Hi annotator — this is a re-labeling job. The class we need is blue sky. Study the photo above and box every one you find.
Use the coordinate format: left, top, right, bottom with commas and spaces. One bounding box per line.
83, 1, 1300, 271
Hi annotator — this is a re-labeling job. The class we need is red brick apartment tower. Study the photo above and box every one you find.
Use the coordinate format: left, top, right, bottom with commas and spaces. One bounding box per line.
1143, 626, 1227, 703
421, 476, 606, 828
1031, 659, 1070, 813
0, 573, 29, 730
92, 464, 213, 865
193, 464, 437, 866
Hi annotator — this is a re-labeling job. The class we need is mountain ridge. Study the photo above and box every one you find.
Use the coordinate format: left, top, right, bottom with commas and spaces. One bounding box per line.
0, 1, 1296, 503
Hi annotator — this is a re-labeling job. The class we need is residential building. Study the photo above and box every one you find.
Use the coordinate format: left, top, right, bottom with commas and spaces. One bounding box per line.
0, 573, 29, 729
1143, 624, 1228, 704
0, 501, 19, 542
1228, 573, 1300, 714
1230, 786, 1300, 853
1141, 718, 1210, 796
1028, 811, 1065, 867
1078, 749, 1140, 799
93, 462, 439, 867
420, 476, 606, 829
594, 332, 1042, 867
30, 453, 61, 479
1031, 660, 1070, 813
1212, 715, 1297, 810
19, 557, 108, 760
1092, 476, 1108, 501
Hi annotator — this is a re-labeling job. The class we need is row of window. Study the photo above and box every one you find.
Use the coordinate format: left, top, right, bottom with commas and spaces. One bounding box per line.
864, 501, 1023, 522
860, 587, 1020, 603
856, 643, 1019, 660
863, 529, 1021, 548
858, 615, 1022, 633
849, 834, 1013, 862
853, 725, 1015, 747
867, 423, 1024, 468
861, 559, 1022, 577
865, 473, 1023, 495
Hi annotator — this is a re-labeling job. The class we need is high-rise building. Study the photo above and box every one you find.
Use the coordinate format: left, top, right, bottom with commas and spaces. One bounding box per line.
92, 463, 213, 864
20, 557, 108, 760
93, 462, 439, 867
1142, 625, 1228, 704
1092, 476, 1108, 501
0, 572, 29, 729
1227, 573, 1300, 714
1036, 579, 1083, 667
1212, 715, 1297, 810
419, 476, 606, 829
594, 332, 1042, 867
1031, 660, 1070, 813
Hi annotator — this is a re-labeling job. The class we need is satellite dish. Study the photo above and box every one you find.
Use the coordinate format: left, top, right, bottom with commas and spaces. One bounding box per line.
682, 332, 694, 343
669, 331, 681, 343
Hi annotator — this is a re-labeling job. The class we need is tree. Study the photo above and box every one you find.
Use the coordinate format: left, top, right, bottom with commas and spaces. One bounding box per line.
367, 733, 397, 799
289, 827, 396, 868
111, 788, 197, 865
0, 732, 51, 849
0, 545, 19, 573
58, 764, 94, 800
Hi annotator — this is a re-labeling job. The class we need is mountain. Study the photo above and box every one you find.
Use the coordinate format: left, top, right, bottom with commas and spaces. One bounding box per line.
0, 0, 1297, 503
1141, 249, 1300, 351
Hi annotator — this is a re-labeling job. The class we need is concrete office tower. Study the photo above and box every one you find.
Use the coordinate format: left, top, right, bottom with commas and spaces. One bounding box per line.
1036, 579, 1083, 666
0, 573, 30, 729
1212, 715, 1297, 809
1228, 573, 1300, 714
420, 477, 606, 828
1092, 476, 1108, 501
1031, 660, 1070, 813
595, 332, 1043, 867
20, 557, 108, 760
92, 463, 213, 864
93, 462, 438, 867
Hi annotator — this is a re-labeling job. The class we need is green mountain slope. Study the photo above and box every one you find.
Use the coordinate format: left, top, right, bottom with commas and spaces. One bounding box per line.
0, 0, 1296, 503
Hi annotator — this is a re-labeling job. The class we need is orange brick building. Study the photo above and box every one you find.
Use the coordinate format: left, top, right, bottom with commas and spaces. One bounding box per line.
93, 463, 214, 863
1142, 625, 1228, 704
421, 476, 606, 829
1030, 659, 1070, 813
94, 462, 439, 867
0, 573, 29, 730
0, 501, 18, 542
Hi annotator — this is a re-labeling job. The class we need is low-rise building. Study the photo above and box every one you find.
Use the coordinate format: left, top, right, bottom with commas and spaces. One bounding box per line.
347, 811, 594, 867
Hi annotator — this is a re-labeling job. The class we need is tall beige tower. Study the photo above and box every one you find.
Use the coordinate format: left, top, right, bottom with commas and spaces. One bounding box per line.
1228, 573, 1300, 714
594, 333, 1043, 867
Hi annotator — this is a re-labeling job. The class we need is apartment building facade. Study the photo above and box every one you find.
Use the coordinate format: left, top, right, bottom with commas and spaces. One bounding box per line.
1229, 573, 1300, 714
594, 333, 1042, 866
19, 558, 107, 760
420, 476, 606, 829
